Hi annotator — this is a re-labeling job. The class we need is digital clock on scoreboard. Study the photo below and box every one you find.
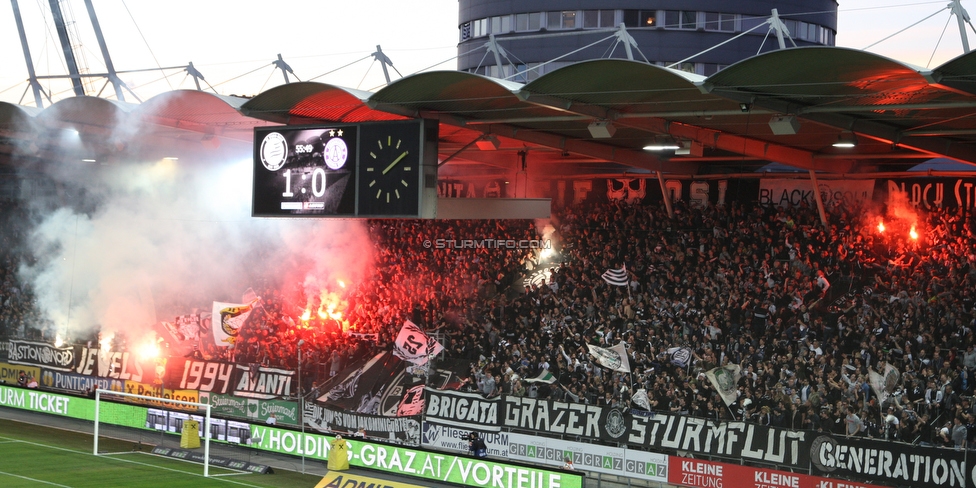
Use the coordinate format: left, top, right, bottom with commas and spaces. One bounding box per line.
252, 120, 437, 218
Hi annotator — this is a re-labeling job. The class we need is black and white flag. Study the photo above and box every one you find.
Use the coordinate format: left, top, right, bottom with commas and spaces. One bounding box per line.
666, 346, 693, 369
602, 265, 628, 287
393, 320, 443, 366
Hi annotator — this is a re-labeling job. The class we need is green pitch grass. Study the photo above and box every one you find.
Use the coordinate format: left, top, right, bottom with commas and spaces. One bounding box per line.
0, 418, 322, 487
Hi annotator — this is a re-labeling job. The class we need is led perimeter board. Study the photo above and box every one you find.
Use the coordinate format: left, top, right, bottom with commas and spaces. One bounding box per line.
252, 119, 437, 218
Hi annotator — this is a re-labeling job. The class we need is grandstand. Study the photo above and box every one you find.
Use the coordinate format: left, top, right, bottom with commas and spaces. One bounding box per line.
3, 2, 976, 488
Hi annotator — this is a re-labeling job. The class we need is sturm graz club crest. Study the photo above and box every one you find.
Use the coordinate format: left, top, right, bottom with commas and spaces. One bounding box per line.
605, 409, 627, 438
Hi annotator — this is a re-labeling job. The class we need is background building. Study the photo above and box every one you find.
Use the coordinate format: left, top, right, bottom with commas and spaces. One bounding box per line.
457, 0, 838, 80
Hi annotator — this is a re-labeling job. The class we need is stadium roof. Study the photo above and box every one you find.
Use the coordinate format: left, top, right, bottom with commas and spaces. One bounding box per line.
3, 46, 976, 178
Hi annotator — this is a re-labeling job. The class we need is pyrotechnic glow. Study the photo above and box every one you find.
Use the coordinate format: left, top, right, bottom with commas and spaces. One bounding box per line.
99, 333, 113, 352
298, 278, 352, 330
877, 220, 885, 233
299, 286, 351, 331
137, 340, 160, 360
540, 248, 556, 260
317, 295, 344, 321
54, 334, 64, 347
910, 225, 918, 240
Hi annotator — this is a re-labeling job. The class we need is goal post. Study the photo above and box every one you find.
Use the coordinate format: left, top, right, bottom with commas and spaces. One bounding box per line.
94, 389, 213, 477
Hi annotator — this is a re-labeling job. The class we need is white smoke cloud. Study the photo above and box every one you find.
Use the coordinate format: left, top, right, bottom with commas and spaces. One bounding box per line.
19, 140, 373, 344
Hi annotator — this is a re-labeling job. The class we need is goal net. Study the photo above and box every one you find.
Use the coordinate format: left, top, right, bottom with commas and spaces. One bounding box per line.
94, 389, 214, 477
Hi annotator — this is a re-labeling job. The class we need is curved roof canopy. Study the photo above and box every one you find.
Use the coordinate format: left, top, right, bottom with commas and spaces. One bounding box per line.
4, 46, 976, 178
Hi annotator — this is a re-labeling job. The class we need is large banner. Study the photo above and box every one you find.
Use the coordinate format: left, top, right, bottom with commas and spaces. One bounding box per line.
198, 392, 298, 425
544, 178, 758, 208
164, 359, 295, 399
74, 346, 159, 383
424, 388, 501, 432
247, 424, 584, 488
315, 352, 410, 414
305, 401, 422, 446
165, 359, 236, 394
7, 340, 75, 372
878, 176, 976, 210
809, 433, 974, 488
759, 178, 874, 209
230, 364, 294, 399
423, 391, 811, 467
38, 369, 125, 394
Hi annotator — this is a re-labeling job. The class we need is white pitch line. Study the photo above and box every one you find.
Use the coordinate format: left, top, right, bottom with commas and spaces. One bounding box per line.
0, 437, 267, 487
0, 470, 73, 487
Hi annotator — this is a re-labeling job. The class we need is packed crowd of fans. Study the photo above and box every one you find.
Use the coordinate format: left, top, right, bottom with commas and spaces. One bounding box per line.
3, 192, 976, 450
189, 218, 538, 390
461, 198, 976, 449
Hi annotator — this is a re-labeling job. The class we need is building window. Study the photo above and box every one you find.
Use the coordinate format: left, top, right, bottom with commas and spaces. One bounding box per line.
665, 10, 697, 30
704, 12, 735, 32
491, 15, 512, 34
471, 18, 488, 38
820, 27, 834, 45
516, 12, 542, 31
640, 10, 657, 27
625, 10, 657, 27
461, 22, 472, 41
547, 11, 577, 30
583, 9, 616, 28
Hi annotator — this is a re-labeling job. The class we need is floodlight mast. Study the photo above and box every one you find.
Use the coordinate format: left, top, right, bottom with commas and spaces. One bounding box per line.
48, 0, 86, 97
82, 0, 126, 101
10, 0, 47, 108
950, 0, 973, 53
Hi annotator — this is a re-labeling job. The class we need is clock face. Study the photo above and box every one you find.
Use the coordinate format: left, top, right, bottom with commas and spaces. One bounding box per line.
357, 122, 422, 216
